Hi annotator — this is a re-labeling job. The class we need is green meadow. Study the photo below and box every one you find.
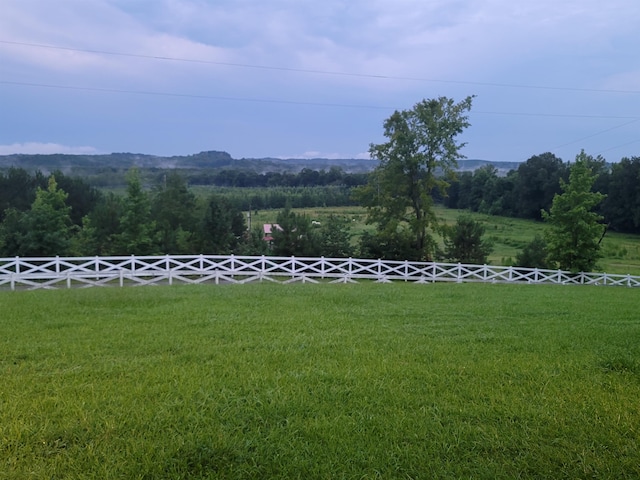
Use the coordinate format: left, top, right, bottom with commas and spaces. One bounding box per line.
1, 282, 639, 479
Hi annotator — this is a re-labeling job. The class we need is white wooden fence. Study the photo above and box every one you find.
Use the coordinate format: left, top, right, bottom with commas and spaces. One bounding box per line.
1, 255, 639, 290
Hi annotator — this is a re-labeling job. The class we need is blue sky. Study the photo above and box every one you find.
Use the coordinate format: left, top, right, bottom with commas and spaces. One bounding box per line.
1, 0, 639, 163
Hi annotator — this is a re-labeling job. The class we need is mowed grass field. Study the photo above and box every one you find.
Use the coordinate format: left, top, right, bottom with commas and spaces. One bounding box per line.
1, 283, 639, 479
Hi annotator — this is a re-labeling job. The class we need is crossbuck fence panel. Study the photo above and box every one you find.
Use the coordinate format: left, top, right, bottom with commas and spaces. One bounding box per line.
1, 255, 639, 291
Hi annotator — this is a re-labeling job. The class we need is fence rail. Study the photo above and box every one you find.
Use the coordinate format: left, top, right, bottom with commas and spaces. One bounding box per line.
1, 255, 639, 290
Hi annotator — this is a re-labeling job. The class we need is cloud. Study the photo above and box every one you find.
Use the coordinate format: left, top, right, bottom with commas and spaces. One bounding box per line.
0, 143, 98, 155
1, 1, 639, 161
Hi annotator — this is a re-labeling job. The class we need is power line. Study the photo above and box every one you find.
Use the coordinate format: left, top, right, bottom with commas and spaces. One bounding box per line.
3, 79, 639, 121
2, 39, 640, 95
596, 139, 640, 155
552, 118, 640, 151
0, 80, 391, 109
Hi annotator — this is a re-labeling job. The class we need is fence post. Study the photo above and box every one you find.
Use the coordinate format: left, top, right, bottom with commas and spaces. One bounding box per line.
165, 254, 172, 286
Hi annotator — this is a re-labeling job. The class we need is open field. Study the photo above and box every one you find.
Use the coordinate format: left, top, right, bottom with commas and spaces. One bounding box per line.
251, 206, 640, 275
2, 283, 639, 478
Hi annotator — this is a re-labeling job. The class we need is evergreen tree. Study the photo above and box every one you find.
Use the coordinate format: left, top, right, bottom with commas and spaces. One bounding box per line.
443, 215, 493, 264
515, 235, 549, 269
0, 176, 74, 257
271, 206, 320, 257
114, 169, 158, 255
542, 151, 606, 272
319, 215, 354, 258
151, 172, 198, 253
197, 195, 246, 254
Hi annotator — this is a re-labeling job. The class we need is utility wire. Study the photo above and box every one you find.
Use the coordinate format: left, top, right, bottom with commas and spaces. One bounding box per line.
596, 139, 640, 155
552, 118, 640, 151
0, 80, 390, 109
2, 39, 640, 95
2, 79, 639, 120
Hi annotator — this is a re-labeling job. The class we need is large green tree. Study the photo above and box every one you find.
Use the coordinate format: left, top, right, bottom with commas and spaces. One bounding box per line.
513, 152, 568, 220
542, 151, 606, 272
356, 96, 474, 260
0, 176, 74, 257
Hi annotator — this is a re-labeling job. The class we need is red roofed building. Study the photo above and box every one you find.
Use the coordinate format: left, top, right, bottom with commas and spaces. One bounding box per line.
263, 224, 282, 244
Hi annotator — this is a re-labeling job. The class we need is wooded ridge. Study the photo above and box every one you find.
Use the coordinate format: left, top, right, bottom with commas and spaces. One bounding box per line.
0, 150, 519, 175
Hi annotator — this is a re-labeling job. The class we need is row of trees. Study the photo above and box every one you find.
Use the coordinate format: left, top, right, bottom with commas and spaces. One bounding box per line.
0, 166, 492, 264
0, 170, 248, 257
188, 167, 368, 188
445, 152, 640, 234
0, 168, 379, 259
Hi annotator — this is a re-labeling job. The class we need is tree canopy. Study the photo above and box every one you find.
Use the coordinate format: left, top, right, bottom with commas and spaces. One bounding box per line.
356, 96, 474, 260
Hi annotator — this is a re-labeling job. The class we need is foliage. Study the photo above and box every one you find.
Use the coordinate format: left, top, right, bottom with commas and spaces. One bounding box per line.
318, 214, 354, 258
52, 170, 102, 226
0, 176, 74, 256
236, 226, 271, 256
542, 151, 606, 272
443, 214, 493, 264
2, 283, 640, 478
358, 227, 421, 261
512, 153, 569, 219
197, 194, 246, 254
600, 156, 640, 233
445, 153, 569, 220
113, 169, 158, 255
356, 96, 474, 260
271, 205, 320, 257
515, 234, 550, 269
151, 172, 198, 254
200, 185, 357, 211
74, 192, 123, 255
0, 167, 44, 221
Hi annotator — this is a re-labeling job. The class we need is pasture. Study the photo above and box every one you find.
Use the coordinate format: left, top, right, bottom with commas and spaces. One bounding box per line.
1, 283, 639, 478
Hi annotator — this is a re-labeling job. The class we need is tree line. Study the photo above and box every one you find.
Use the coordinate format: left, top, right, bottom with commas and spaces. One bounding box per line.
444, 152, 640, 235
0, 168, 362, 258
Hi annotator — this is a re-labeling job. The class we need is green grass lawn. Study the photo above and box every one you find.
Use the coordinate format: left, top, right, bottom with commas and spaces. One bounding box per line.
2, 283, 639, 479
251, 206, 640, 275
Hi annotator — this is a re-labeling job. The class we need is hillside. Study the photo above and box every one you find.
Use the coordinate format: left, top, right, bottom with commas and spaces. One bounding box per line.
0, 150, 519, 175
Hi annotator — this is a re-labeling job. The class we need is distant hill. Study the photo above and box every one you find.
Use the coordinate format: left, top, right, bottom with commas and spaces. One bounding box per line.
0, 150, 520, 176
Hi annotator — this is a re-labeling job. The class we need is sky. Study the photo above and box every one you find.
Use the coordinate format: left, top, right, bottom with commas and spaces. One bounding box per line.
1, 0, 639, 163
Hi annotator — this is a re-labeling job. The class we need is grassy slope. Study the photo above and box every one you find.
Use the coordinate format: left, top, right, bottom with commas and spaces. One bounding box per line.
250, 206, 640, 275
1, 283, 639, 479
